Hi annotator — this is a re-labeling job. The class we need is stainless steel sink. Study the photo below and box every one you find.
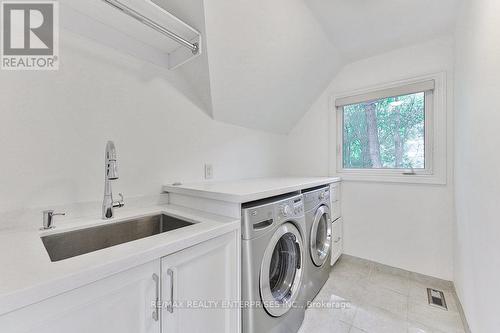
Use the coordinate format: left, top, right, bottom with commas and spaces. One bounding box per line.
41, 214, 195, 262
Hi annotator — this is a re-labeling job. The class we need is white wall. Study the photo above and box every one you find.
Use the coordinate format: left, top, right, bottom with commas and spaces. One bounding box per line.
0, 29, 286, 229
286, 37, 455, 280
454, 0, 500, 331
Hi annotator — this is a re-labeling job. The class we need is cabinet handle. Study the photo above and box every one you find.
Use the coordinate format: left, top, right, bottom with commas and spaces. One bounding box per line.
167, 269, 174, 313
152, 273, 160, 321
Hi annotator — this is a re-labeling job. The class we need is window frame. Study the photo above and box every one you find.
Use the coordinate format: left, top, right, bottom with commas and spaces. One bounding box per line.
330, 73, 447, 185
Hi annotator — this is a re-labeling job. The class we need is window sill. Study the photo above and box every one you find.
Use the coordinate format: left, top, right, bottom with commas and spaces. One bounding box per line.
336, 171, 447, 185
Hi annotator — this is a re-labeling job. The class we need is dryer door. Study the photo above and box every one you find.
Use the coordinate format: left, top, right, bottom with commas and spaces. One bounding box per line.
310, 205, 332, 267
260, 222, 304, 317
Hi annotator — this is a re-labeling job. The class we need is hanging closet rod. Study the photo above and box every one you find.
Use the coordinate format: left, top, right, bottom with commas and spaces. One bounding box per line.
103, 0, 199, 54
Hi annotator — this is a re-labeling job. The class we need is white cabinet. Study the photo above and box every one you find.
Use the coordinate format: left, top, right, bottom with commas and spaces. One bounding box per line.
1, 260, 161, 333
161, 232, 239, 333
331, 217, 343, 264
0, 232, 240, 333
330, 182, 343, 265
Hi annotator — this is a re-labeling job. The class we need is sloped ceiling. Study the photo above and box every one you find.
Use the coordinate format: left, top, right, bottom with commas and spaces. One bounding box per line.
203, 0, 343, 134
152, 0, 214, 117
155, 0, 342, 133
155, 0, 460, 134
304, 0, 461, 61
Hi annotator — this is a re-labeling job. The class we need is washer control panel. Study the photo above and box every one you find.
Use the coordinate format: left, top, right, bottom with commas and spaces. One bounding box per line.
280, 205, 292, 217
241, 193, 305, 240
277, 195, 304, 221
293, 199, 304, 215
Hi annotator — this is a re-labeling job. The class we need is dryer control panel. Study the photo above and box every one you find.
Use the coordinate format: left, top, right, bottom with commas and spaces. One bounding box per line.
303, 186, 330, 212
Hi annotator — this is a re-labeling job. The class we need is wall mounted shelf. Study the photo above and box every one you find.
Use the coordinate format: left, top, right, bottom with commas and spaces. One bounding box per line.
61, 0, 202, 69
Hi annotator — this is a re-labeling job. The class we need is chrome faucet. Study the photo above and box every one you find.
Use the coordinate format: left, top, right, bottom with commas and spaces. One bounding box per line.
102, 141, 124, 219
41, 210, 65, 230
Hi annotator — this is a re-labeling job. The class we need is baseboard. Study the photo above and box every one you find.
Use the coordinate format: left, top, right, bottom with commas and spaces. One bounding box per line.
452, 287, 472, 333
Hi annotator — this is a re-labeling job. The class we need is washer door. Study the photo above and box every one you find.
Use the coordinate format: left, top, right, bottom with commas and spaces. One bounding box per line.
310, 205, 332, 267
260, 222, 304, 317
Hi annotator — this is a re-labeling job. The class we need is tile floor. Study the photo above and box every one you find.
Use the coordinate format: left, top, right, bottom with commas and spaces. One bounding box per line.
298, 255, 466, 333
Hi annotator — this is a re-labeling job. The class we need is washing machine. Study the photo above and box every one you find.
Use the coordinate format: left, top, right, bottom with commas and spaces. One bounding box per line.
241, 193, 307, 333
302, 186, 332, 304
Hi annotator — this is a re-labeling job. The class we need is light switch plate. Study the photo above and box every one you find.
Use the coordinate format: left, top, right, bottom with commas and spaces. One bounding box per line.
204, 164, 213, 180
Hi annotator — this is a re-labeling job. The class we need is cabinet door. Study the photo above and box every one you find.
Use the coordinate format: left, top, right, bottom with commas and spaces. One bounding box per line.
331, 200, 341, 221
161, 231, 239, 333
330, 182, 341, 203
0, 260, 161, 333
331, 217, 343, 265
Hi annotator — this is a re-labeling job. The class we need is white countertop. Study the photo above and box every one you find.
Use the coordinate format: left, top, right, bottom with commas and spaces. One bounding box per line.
0, 204, 239, 315
163, 177, 341, 203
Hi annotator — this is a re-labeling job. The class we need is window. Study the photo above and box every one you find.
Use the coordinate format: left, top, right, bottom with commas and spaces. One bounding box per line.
333, 75, 448, 184
342, 91, 426, 170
